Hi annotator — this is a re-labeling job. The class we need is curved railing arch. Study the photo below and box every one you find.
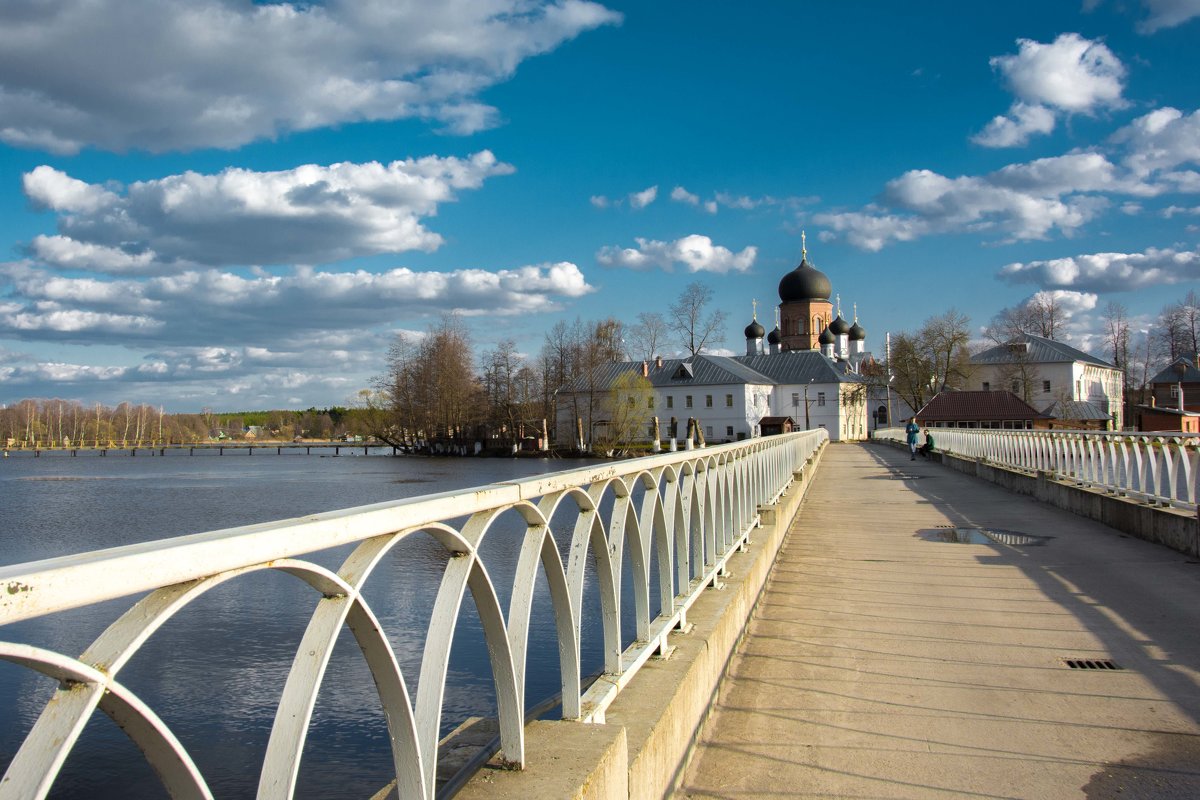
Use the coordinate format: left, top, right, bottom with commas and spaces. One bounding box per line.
875, 427, 1198, 510
1, 430, 826, 799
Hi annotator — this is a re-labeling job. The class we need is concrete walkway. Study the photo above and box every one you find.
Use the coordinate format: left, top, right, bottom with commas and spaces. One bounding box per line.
676, 442, 1200, 799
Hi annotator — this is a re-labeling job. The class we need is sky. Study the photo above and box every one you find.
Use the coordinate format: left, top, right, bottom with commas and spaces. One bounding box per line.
1, 0, 1199, 413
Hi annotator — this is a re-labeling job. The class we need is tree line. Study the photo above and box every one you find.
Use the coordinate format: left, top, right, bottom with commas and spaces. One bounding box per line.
0, 400, 365, 449
362, 282, 727, 450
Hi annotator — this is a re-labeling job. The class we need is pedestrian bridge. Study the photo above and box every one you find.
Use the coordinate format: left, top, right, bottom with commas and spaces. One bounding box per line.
2, 430, 1198, 798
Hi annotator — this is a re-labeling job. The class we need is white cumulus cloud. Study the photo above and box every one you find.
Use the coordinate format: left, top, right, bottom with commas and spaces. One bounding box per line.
0, 0, 622, 154
22, 153, 514, 270
998, 245, 1200, 292
974, 34, 1126, 148
596, 234, 756, 273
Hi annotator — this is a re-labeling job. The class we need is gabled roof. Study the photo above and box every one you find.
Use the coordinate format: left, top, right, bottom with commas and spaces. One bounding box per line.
562, 354, 774, 393
914, 390, 1048, 421
971, 333, 1112, 368
1041, 399, 1112, 421
560, 350, 862, 394
737, 350, 864, 384
1149, 354, 1200, 385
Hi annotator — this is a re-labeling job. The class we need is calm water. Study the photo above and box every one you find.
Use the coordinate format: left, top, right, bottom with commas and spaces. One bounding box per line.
0, 450, 632, 799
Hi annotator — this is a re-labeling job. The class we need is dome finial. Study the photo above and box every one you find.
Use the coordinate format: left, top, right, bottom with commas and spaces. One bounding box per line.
853, 302, 858, 322
801, 230, 807, 260
836, 293, 842, 317
752, 298, 758, 320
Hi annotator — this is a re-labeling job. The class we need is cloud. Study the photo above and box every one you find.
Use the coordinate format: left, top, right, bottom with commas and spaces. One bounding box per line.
990, 33, 1126, 114
998, 245, 1200, 292
0, 0, 622, 154
0, 259, 594, 347
22, 153, 514, 270
974, 34, 1126, 148
596, 234, 756, 273
817, 107, 1200, 250
972, 102, 1057, 148
671, 186, 700, 205
669, 186, 814, 215
1111, 107, 1200, 178
816, 153, 1118, 251
629, 185, 658, 209
1137, 0, 1200, 32
590, 194, 611, 208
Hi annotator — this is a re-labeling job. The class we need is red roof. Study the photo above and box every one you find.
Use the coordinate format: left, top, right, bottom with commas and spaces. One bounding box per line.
915, 390, 1046, 422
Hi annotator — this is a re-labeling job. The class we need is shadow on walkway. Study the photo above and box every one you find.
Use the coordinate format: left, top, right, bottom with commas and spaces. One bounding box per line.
677, 442, 1200, 799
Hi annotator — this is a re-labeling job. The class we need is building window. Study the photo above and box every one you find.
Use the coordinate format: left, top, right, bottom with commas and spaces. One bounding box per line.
817, 392, 826, 407
1011, 381, 1020, 393
628, 396, 635, 407
726, 426, 734, 436
791, 392, 799, 407
705, 426, 713, 438
667, 396, 674, 409
705, 395, 713, 408
1043, 380, 1051, 393
1170, 384, 1179, 398
982, 382, 990, 391
647, 396, 654, 408
686, 395, 693, 408
725, 394, 733, 407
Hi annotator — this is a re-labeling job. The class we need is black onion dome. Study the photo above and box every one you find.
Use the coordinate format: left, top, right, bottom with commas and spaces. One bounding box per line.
849, 320, 866, 341
766, 326, 781, 345
829, 315, 851, 335
744, 319, 765, 339
818, 326, 836, 345
778, 256, 832, 302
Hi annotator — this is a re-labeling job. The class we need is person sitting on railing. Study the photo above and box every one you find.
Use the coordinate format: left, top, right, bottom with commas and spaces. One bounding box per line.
918, 430, 935, 458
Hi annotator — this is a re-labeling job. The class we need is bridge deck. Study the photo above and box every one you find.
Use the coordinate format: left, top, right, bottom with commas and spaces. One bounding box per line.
677, 442, 1200, 799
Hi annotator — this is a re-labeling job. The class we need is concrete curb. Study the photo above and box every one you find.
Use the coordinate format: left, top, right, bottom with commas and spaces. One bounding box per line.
456, 442, 827, 800
872, 439, 1199, 558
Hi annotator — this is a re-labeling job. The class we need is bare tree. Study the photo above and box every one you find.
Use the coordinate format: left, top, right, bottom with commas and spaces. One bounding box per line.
631, 311, 668, 361
985, 292, 1065, 342
888, 310, 974, 413
670, 282, 727, 357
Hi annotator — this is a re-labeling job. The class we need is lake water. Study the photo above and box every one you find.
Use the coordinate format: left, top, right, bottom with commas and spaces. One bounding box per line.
0, 450, 626, 799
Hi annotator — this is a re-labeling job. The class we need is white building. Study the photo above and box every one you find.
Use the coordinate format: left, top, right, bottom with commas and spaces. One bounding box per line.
555, 239, 873, 445
969, 333, 1124, 430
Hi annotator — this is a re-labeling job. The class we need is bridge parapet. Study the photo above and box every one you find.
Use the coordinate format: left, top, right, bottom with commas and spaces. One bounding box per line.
876, 427, 1198, 511
0, 429, 827, 800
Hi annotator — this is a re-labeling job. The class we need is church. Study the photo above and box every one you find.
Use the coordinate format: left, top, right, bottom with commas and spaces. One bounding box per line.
555, 238, 875, 445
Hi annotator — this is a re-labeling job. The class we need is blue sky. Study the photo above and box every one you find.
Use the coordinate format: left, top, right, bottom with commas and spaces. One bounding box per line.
1, 0, 1198, 412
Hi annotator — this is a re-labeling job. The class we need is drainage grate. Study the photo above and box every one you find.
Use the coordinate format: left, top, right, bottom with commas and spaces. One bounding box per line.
1063, 658, 1123, 671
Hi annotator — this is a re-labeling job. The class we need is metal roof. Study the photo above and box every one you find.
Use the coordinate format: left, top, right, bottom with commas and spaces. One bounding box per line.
738, 350, 863, 384
1040, 399, 1112, 421
1149, 353, 1200, 385
971, 333, 1112, 368
560, 350, 861, 393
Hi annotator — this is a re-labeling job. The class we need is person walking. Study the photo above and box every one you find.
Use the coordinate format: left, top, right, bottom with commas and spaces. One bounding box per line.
905, 419, 920, 460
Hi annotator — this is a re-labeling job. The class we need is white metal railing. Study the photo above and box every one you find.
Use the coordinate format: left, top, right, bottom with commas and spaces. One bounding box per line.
0, 429, 827, 800
875, 427, 1199, 510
